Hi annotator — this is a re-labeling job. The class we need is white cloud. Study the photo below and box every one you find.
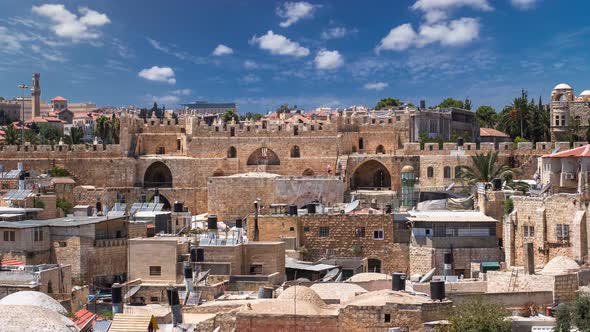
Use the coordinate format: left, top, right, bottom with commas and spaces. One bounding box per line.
138, 66, 176, 84
250, 31, 309, 57
241, 74, 261, 83
321, 26, 356, 40
376, 24, 418, 52
151, 95, 180, 105
364, 82, 389, 91
147, 38, 207, 65
276, 2, 318, 28
212, 44, 233, 56
314, 49, 344, 70
0, 26, 23, 52
376, 18, 480, 52
244, 60, 258, 69
510, 0, 539, 10
411, 0, 492, 12
171, 89, 191, 95
32, 4, 110, 41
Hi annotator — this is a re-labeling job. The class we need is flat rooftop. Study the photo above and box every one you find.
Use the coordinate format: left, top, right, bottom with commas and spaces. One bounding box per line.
0, 215, 126, 229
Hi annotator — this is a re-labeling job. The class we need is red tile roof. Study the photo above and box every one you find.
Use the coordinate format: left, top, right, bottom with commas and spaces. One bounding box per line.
480, 128, 509, 138
545, 144, 590, 158
71, 309, 103, 329
51, 96, 67, 102
1, 258, 24, 266
25, 117, 64, 123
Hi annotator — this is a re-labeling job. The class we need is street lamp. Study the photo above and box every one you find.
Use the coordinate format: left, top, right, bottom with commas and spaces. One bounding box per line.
17, 84, 28, 147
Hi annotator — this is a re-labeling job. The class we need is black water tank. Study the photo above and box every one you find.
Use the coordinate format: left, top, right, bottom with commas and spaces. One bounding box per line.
492, 178, 502, 191
184, 265, 193, 279
392, 273, 406, 291
190, 247, 197, 262
111, 283, 122, 304
457, 137, 464, 147
207, 215, 218, 230
173, 201, 183, 212
288, 205, 298, 216
257, 286, 273, 299
307, 203, 316, 214
235, 219, 243, 229
444, 253, 453, 264
385, 204, 392, 214
196, 248, 205, 262
167, 287, 180, 306
430, 281, 445, 301
96, 201, 102, 212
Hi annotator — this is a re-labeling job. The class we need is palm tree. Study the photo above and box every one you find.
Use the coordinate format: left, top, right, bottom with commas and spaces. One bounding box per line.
475, 106, 498, 128
460, 151, 513, 185
25, 129, 40, 145
64, 127, 84, 145
2, 124, 20, 145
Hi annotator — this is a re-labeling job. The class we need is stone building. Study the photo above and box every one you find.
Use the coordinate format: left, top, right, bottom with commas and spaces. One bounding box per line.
550, 83, 590, 141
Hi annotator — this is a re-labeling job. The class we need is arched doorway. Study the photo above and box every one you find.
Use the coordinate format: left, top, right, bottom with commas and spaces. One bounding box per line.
351, 160, 391, 190
247, 147, 280, 165
227, 146, 237, 158
375, 145, 385, 154
367, 258, 381, 273
143, 161, 173, 188
302, 168, 315, 176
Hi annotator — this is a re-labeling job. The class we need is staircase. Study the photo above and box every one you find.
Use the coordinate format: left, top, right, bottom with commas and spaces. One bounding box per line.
336, 155, 348, 176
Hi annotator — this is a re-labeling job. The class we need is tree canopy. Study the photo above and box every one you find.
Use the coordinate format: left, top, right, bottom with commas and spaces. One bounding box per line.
475, 106, 498, 128
221, 108, 239, 123
2, 124, 20, 145
375, 98, 401, 110
555, 294, 590, 332
437, 98, 465, 109
460, 151, 513, 184
497, 90, 549, 143
447, 298, 511, 332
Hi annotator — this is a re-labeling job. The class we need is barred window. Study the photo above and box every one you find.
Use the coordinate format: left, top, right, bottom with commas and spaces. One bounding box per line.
319, 226, 330, 237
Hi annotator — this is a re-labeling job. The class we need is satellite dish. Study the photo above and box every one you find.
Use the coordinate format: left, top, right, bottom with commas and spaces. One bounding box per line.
344, 200, 360, 213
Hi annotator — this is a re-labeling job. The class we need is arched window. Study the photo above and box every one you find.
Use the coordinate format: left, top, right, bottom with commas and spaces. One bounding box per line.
247, 147, 280, 165
144, 161, 173, 188
444, 166, 451, 178
227, 146, 237, 158
290, 145, 300, 158
455, 166, 462, 179
375, 145, 385, 154
302, 168, 315, 176
358, 138, 364, 150
213, 169, 224, 176
427, 166, 434, 178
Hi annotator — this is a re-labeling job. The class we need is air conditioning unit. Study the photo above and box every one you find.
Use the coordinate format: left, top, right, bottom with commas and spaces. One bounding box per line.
564, 173, 575, 180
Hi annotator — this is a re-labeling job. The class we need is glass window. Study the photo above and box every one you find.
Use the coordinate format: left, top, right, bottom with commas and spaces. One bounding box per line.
373, 229, 384, 240
427, 167, 434, 178
319, 226, 330, 237
149, 266, 162, 276
355, 227, 365, 238
444, 166, 451, 178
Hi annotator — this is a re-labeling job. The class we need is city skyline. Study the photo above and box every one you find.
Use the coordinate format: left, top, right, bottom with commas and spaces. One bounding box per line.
0, 0, 589, 112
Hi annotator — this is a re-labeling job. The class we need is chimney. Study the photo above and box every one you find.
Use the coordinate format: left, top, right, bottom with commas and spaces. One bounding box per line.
524, 242, 535, 274
112, 283, 123, 316
167, 287, 182, 326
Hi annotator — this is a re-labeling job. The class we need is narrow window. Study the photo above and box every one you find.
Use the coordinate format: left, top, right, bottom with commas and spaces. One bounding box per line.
355, 227, 365, 238
427, 167, 434, 178
444, 166, 451, 178
149, 266, 162, 276
373, 230, 384, 240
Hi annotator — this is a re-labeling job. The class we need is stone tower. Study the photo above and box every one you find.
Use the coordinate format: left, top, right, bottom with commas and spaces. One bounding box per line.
31, 73, 41, 119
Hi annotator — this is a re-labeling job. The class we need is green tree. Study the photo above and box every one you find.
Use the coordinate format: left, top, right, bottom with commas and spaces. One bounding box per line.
38, 123, 62, 145
375, 97, 402, 110
49, 166, 69, 177
95, 116, 110, 143
64, 127, 84, 145
464, 98, 472, 110
276, 104, 290, 114
565, 115, 582, 144
221, 108, 239, 123
241, 112, 263, 121
556, 294, 590, 331
110, 117, 120, 144
437, 97, 464, 109
25, 129, 40, 145
56, 198, 74, 215
460, 151, 514, 185
2, 124, 20, 145
504, 197, 514, 215
475, 106, 498, 128
447, 298, 511, 332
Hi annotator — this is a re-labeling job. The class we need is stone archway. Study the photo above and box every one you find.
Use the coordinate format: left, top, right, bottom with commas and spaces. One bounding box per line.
351, 160, 391, 190
302, 168, 315, 176
247, 147, 280, 166
143, 161, 173, 188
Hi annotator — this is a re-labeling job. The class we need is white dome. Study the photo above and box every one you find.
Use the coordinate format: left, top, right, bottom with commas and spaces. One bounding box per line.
554, 83, 572, 90
0, 291, 67, 315
580, 90, 590, 96
0, 305, 79, 332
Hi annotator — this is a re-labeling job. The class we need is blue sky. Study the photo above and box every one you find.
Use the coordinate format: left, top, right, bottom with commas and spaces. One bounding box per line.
0, 0, 589, 113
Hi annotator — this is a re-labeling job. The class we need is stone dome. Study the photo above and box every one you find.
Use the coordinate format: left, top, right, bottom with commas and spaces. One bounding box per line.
277, 285, 326, 306
401, 165, 414, 173
541, 256, 580, 275
554, 83, 572, 90
580, 90, 590, 96
0, 305, 79, 332
346, 272, 391, 282
0, 291, 68, 315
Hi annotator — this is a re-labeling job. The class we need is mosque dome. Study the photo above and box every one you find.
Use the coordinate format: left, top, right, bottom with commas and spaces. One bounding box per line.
580, 90, 590, 96
0, 291, 68, 315
554, 83, 572, 90
401, 165, 415, 173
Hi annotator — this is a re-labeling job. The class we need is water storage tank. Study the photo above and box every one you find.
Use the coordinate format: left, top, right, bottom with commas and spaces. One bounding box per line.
307, 203, 316, 214
235, 219, 243, 228
257, 286, 273, 299
392, 273, 406, 291
111, 283, 122, 304
492, 178, 502, 191
288, 205, 298, 216
207, 215, 218, 230
190, 247, 198, 262
430, 281, 445, 301
183, 265, 193, 279
167, 287, 180, 306
457, 137, 464, 147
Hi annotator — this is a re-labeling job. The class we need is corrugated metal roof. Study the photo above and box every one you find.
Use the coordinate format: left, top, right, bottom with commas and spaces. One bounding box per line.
109, 314, 159, 332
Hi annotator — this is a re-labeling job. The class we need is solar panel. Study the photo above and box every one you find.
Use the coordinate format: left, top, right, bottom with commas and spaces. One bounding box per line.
3, 190, 31, 201
130, 203, 142, 214
153, 203, 164, 212
3, 170, 19, 179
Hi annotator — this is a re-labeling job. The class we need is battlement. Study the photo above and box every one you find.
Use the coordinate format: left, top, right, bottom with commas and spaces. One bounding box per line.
0, 143, 123, 158
399, 141, 586, 156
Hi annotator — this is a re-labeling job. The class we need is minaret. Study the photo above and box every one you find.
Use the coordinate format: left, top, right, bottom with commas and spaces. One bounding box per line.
31, 73, 41, 119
